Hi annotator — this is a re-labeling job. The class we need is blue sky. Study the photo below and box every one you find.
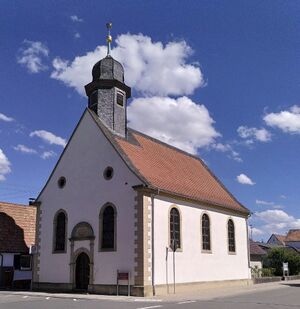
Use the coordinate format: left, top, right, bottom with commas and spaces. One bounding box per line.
1, 0, 300, 240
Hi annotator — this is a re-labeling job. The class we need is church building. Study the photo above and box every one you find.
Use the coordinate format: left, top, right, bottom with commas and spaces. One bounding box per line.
33, 25, 251, 296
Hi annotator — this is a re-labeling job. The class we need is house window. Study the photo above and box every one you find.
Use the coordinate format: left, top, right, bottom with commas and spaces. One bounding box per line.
116, 92, 124, 107
54, 211, 67, 252
100, 205, 116, 250
202, 214, 211, 251
170, 207, 181, 250
228, 219, 236, 253
13, 255, 31, 270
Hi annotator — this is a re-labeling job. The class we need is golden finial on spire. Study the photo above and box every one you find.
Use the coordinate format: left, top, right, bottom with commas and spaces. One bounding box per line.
106, 22, 112, 56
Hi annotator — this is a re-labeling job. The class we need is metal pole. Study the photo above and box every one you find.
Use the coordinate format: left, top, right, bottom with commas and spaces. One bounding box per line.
173, 246, 175, 294
166, 247, 169, 294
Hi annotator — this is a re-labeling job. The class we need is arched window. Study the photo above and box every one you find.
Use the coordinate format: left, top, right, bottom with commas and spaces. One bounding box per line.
170, 207, 181, 250
100, 204, 116, 250
54, 211, 67, 252
228, 219, 236, 253
202, 214, 211, 251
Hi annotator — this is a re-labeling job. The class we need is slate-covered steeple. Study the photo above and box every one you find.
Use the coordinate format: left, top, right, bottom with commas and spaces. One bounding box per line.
85, 23, 131, 137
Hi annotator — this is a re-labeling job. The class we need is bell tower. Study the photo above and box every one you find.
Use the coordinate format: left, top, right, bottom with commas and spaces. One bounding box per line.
85, 23, 131, 137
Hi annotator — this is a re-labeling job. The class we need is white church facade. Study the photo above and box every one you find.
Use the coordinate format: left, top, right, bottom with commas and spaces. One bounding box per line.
33, 28, 251, 296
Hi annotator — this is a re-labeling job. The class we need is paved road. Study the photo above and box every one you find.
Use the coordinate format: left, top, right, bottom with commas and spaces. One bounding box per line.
0, 282, 299, 309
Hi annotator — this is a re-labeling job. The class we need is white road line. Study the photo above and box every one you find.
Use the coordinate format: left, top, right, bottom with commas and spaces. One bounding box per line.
22, 296, 28, 299
137, 305, 162, 309
73, 298, 77, 301
46, 297, 50, 300
134, 299, 162, 302
177, 300, 196, 304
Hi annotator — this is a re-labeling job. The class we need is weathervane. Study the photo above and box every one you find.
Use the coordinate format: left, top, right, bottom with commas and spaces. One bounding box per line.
106, 22, 112, 56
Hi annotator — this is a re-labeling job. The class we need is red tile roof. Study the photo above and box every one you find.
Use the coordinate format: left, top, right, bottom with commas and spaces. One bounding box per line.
250, 240, 267, 256
286, 229, 300, 242
114, 129, 249, 214
0, 201, 36, 253
274, 234, 286, 244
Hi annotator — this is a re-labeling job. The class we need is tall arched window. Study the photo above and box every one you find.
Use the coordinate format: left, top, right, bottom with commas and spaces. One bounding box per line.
54, 211, 67, 252
228, 219, 236, 253
170, 207, 181, 250
100, 204, 116, 250
202, 214, 211, 251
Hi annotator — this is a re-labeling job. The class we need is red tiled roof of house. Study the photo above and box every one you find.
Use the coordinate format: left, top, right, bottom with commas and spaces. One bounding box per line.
250, 240, 267, 256
114, 129, 249, 214
286, 229, 300, 242
0, 201, 36, 253
274, 234, 286, 244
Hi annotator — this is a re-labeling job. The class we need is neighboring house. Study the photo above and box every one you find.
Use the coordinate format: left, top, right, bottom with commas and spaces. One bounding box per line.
267, 234, 286, 246
33, 33, 251, 296
268, 230, 300, 250
250, 240, 267, 270
284, 229, 300, 249
0, 201, 36, 289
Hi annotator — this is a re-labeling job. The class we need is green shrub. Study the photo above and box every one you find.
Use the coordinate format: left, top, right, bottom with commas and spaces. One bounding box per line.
263, 248, 300, 276
261, 267, 275, 277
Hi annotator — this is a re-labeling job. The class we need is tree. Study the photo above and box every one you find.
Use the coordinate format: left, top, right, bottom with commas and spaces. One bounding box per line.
263, 248, 300, 276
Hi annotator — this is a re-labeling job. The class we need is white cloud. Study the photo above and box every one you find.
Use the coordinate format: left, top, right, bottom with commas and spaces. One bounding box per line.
74, 32, 81, 39
51, 33, 204, 97
17, 40, 49, 73
212, 143, 242, 162
256, 199, 284, 209
0, 113, 14, 122
41, 150, 56, 159
237, 173, 255, 185
264, 105, 300, 134
0, 149, 11, 181
253, 210, 300, 237
70, 15, 83, 22
13, 144, 37, 154
30, 130, 66, 147
237, 126, 271, 143
256, 200, 274, 206
128, 96, 220, 154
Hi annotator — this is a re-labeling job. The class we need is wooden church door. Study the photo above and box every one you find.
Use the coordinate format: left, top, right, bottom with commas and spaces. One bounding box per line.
75, 252, 90, 290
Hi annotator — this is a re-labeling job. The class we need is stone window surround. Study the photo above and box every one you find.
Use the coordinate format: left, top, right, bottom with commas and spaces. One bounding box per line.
201, 212, 212, 254
227, 218, 236, 255
168, 204, 183, 252
52, 209, 68, 254
98, 202, 117, 252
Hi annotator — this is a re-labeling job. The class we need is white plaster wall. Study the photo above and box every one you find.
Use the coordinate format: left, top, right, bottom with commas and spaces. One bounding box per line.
153, 196, 250, 285
38, 111, 141, 284
250, 260, 262, 269
1, 253, 32, 280
2, 253, 14, 267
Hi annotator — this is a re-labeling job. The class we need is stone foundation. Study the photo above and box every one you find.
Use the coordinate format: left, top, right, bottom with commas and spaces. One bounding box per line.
33, 279, 251, 297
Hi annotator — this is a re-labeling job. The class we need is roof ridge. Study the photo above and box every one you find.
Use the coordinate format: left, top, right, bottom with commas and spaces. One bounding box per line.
126, 128, 249, 214
0, 201, 29, 207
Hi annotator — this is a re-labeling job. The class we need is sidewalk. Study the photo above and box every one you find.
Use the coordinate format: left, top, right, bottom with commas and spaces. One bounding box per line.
0, 279, 298, 303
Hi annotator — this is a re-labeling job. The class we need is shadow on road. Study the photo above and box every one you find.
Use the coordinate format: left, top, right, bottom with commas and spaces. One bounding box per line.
281, 283, 300, 288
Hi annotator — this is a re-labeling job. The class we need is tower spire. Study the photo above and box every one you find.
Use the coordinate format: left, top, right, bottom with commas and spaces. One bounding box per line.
106, 22, 112, 56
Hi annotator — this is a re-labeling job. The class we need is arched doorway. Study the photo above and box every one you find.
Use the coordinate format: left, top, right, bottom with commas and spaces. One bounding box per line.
75, 252, 90, 290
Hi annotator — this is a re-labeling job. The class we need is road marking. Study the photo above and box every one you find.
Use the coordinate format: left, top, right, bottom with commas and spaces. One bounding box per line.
177, 300, 196, 304
22, 296, 28, 298
46, 297, 50, 300
134, 299, 162, 302
137, 305, 162, 309
73, 298, 77, 301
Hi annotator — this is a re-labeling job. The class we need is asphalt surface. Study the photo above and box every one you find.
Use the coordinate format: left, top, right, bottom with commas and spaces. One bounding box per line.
0, 282, 299, 309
